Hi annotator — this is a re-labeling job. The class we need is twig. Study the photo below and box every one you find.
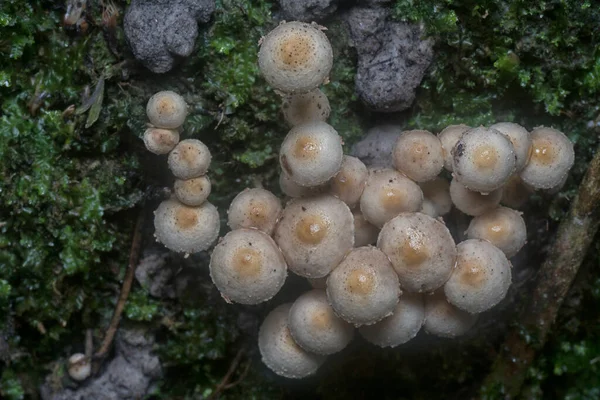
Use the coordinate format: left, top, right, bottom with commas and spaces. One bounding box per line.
207, 347, 247, 400
482, 147, 600, 397
224, 361, 250, 390
85, 329, 93, 358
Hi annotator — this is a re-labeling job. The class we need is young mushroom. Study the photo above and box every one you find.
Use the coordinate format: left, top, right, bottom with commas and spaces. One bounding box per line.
419, 178, 452, 217
329, 155, 368, 209
501, 174, 533, 209
67, 353, 91, 382
466, 206, 527, 258
392, 130, 444, 182
174, 176, 211, 206
352, 209, 380, 247
438, 124, 470, 172
227, 188, 283, 235
168, 139, 212, 180
146, 90, 188, 129
279, 170, 327, 198
423, 291, 478, 338
449, 177, 503, 217
490, 122, 532, 172
143, 128, 180, 155
282, 88, 331, 126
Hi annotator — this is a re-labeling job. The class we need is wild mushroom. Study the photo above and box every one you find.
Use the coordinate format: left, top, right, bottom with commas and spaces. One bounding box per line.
419, 178, 452, 217
437, 124, 470, 172
352, 209, 380, 247
143, 128, 180, 155
329, 155, 368, 209
168, 139, 212, 180
449, 177, 503, 217
67, 353, 91, 382
146, 90, 188, 129
392, 130, 444, 182
174, 176, 211, 207
490, 122, 532, 172
466, 206, 527, 258
500, 174, 533, 209
279, 169, 327, 198
282, 88, 331, 126
227, 188, 283, 235
423, 291, 478, 338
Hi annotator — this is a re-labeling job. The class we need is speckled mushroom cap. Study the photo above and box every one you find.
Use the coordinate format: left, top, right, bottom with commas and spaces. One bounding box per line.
490, 122, 532, 172
168, 139, 212, 180
359, 168, 423, 228
438, 124, 470, 172
393, 130, 444, 182
282, 88, 331, 126
377, 212, 457, 293
449, 177, 503, 217
326, 246, 400, 326
501, 174, 533, 209
352, 209, 380, 247
174, 176, 211, 206
227, 188, 282, 235
279, 170, 328, 198
419, 178, 452, 216
423, 291, 477, 338
209, 229, 287, 305
258, 21, 333, 93
143, 128, 180, 155
154, 198, 220, 254
280, 121, 343, 187
359, 292, 425, 348
146, 91, 188, 129
466, 206, 527, 257
329, 155, 368, 209
288, 289, 354, 355
444, 239, 512, 314
259, 303, 326, 379
452, 127, 516, 193
519, 127, 575, 190
273, 195, 354, 278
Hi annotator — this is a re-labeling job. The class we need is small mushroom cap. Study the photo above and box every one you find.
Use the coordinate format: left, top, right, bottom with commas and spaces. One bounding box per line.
501, 174, 533, 209
146, 91, 188, 129
352, 209, 380, 247
227, 188, 283, 235
273, 195, 354, 278
282, 88, 331, 126
210, 229, 287, 304
259, 303, 326, 379
449, 177, 503, 217
423, 291, 478, 338
420, 199, 439, 218
378, 212, 457, 293
168, 139, 212, 180
519, 126, 575, 190
143, 128, 180, 155
68, 353, 91, 382
444, 239, 512, 314
329, 155, 368, 209
359, 168, 423, 228
359, 292, 425, 348
466, 206, 527, 257
393, 130, 444, 182
490, 122, 532, 172
438, 124, 470, 172
452, 127, 516, 193
280, 121, 343, 187
419, 178, 452, 216
327, 246, 400, 326
288, 289, 354, 355
279, 170, 328, 198
174, 176, 211, 206
154, 198, 220, 254
258, 21, 333, 93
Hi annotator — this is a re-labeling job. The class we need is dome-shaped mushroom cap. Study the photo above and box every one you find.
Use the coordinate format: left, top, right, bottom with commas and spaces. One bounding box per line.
452, 127, 516, 193
259, 303, 326, 379
210, 229, 287, 305
288, 289, 354, 355
282, 88, 331, 126
352, 209, 380, 247
377, 212, 457, 293
444, 239, 512, 314
227, 188, 283, 235
174, 176, 211, 206
329, 155, 368, 209
438, 124, 470, 172
501, 174, 533, 209
359, 292, 425, 348
423, 291, 477, 338
280, 121, 343, 187
258, 21, 333, 93
279, 170, 328, 198
326, 246, 400, 326
490, 122, 532, 172
449, 177, 503, 217
466, 206, 527, 258
419, 178, 452, 216
519, 126, 575, 190
146, 91, 188, 129
393, 130, 444, 182
68, 353, 91, 382
168, 139, 212, 180
143, 128, 180, 155
154, 198, 220, 254
359, 168, 423, 228
273, 195, 354, 278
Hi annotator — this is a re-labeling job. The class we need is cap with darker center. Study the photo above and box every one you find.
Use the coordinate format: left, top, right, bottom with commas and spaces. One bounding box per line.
175, 206, 198, 230
232, 247, 262, 278
346, 267, 376, 296
399, 228, 429, 266
458, 258, 486, 288
473, 145, 499, 169
531, 138, 557, 165
279, 36, 313, 69
248, 201, 268, 225
295, 214, 329, 245
380, 186, 405, 212
157, 97, 176, 116
310, 309, 332, 330
294, 136, 320, 159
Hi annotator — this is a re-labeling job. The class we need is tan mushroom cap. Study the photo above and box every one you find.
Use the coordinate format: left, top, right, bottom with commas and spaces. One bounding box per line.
279, 170, 328, 198
143, 128, 180, 155
227, 188, 282, 235
419, 178, 452, 216
329, 155, 368, 209
359, 168, 423, 228
378, 212, 457, 293
490, 122, 532, 172
259, 303, 326, 379
393, 130, 444, 182
258, 21, 333, 93
209, 229, 287, 305
288, 289, 354, 355
273, 195, 354, 278
519, 127, 575, 190
359, 292, 425, 348
501, 174, 533, 209
438, 124, 470, 172
423, 291, 477, 338
168, 139, 212, 180
352, 209, 380, 247
174, 176, 211, 206
466, 206, 527, 258
146, 90, 188, 129
449, 177, 503, 217
154, 198, 220, 254
444, 239, 512, 314
282, 88, 331, 126
326, 246, 400, 326
452, 127, 516, 193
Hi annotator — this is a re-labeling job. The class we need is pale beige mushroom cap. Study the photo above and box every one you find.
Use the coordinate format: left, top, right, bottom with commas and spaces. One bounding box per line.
423, 291, 477, 338
174, 176, 211, 206
227, 188, 282, 235
282, 88, 331, 126
490, 122, 532, 172
501, 174, 533, 209
329, 155, 368, 209
146, 91, 188, 129
168, 139, 212, 180
393, 130, 444, 182
438, 124, 470, 172
420, 178, 452, 216
279, 170, 328, 198
466, 206, 527, 257
352, 209, 380, 247
143, 128, 180, 155
67, 353, 91, 382
449, 177, 503, 217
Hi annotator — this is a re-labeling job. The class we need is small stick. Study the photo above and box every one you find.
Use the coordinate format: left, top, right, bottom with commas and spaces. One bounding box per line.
208, 346, 247, 400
